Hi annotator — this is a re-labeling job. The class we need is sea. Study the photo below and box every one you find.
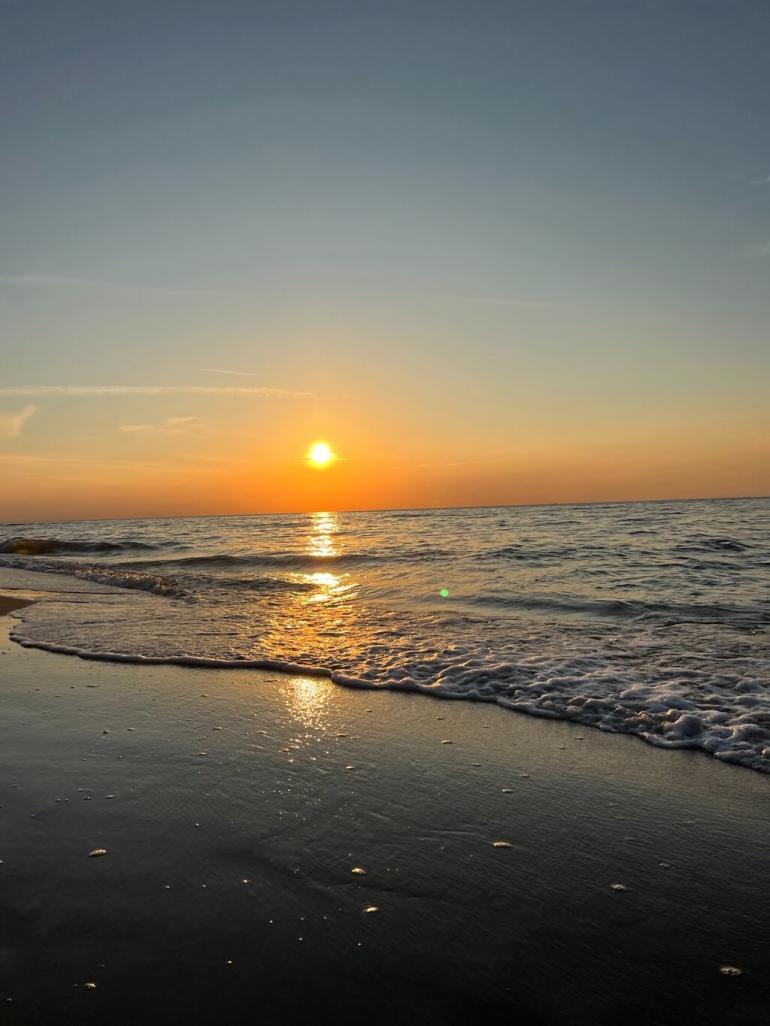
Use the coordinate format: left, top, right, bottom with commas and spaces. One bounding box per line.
2, 497, 769, 772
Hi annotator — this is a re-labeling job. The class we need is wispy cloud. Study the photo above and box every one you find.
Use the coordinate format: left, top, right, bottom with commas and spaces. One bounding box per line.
750, 175, 770, 186
0, 404, 37, 439
120, 416, 200, 436
0, 450, 249, 483
0, 385, 312, 399
0, 273, 227, 297
0, 450, 192, 485
203, 368, 259, 377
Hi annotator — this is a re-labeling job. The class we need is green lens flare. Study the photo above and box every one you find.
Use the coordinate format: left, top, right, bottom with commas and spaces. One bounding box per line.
439, 588, 449, 598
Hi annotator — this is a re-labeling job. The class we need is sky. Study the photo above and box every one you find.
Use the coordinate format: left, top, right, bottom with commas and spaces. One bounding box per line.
1, 0, 769, 520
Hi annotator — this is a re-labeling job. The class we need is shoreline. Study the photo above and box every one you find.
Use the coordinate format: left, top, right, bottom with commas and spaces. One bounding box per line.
1, 611, 769, 1024
3, 566, 767, 771
2, 566, 769, 777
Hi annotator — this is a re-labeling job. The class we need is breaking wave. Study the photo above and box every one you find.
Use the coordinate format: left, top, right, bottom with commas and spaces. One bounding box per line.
0, 536, 157, 555
0, 556, 183, 598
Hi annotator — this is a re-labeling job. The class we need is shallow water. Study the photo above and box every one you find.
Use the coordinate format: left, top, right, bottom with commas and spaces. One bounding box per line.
2, 498, 769, 771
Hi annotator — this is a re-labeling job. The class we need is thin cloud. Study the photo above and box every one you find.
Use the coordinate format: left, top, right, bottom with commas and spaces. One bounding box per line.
0, 404, 36, 439
0, 385, 313, 399
430, 292, 558, 310
750, 175, 770, 186
203, 368, 259, 377
0, 273, 227, 297
120, 416, 200, 436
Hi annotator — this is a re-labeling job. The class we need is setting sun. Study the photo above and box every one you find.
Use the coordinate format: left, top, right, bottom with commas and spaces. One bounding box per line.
306, 440, 335, 469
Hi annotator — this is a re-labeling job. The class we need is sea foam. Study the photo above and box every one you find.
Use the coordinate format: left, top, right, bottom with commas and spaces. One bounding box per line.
2, 498, 769, 773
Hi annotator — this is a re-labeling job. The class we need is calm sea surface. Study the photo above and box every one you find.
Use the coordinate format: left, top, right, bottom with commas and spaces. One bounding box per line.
2, 498, 769, 771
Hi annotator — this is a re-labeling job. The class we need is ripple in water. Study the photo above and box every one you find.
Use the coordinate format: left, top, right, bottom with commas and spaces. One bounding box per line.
3, 498, 769, 772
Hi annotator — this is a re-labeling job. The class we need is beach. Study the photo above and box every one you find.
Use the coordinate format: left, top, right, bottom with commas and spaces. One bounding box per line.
4, 0, 769, 1020
1, 602, 769, 1025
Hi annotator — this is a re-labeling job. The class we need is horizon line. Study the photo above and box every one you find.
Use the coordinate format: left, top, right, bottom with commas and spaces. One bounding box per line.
2, 492, 767, 527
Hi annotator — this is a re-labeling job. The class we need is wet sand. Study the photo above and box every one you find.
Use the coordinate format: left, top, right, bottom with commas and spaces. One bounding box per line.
0, 609, 769, 1025
0, 595, 33, 617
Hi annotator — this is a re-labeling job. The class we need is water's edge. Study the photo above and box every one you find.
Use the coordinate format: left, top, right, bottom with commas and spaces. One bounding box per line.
5, 575, 769, 776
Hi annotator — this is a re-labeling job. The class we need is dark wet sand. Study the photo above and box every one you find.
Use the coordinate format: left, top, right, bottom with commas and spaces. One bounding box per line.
0, 596, 32, 617
0, 611, 769, 1026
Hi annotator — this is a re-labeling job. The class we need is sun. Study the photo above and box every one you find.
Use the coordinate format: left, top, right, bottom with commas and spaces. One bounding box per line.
306, 440, 336, 469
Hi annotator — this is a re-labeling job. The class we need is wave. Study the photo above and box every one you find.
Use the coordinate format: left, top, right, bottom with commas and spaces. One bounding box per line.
3, 499, 769, 776
675, 536, 751, 554
8, 615, 770, 774
69, 566, 184, 597
127, 548, 452, 571
213, 575, 316, 593
0, 536, 157, 555
464, 591, 770, 624
467, 593, 647, 618
0, 556, 183, 598
478, 544, 577, 561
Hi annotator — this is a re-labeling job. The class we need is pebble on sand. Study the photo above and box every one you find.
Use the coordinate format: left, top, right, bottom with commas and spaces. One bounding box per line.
351, 866, 367, 875
88, 849, 107, 858
492, 841, 513, 848
363, 905, 379, 913
84, 982, 97, 990
719, 965, 744, 977
610, 883, 627, 892
440, 740, 453, 745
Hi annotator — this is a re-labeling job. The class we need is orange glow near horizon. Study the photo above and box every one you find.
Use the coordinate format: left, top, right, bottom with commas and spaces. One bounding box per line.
1, 403, 768, 521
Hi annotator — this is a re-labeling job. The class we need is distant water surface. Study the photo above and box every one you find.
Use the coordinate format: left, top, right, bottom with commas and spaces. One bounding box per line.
2, 498, 769, 772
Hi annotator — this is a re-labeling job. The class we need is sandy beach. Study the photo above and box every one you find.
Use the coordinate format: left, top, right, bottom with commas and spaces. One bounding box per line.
4, 0, 769, 1020
1, 602, 768, 1026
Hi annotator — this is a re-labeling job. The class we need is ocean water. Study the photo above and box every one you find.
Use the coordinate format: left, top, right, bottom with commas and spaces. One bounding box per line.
2, 498, 769, 772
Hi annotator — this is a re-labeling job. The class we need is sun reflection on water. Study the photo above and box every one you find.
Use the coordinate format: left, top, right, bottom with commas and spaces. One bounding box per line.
307, 511, 338, 559
303, 512, 354, 603
304, 570, 353, 603
283, 675, 333, 734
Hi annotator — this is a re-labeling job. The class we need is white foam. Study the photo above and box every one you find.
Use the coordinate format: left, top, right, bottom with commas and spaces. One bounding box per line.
6, 576, 770, 774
